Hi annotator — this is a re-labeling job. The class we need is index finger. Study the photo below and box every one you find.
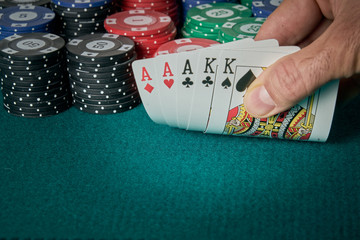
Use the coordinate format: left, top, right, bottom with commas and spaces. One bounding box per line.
255, 0, 323, 45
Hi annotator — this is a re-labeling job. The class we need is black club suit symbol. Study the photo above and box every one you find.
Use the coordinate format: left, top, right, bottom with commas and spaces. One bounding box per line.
202, 76, 213, 87
182, 77, 193, 88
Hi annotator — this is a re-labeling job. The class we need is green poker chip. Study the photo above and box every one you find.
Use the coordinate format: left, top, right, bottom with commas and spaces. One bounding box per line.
183, 20, 217, 34
182, 26, 219, 41
241, 0, 253, 7
220, 17, 265, 40
186, 3, 252, 29
181, 28, 191, 38
181, 27, 220, 42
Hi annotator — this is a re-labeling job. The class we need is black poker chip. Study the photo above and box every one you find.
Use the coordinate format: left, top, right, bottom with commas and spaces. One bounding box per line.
0, 73, 66, 85
72, 87, 137, 101
4, 102, 70, 118
67, 67, 133, 80
3, 91, 71, 107
72, 90, 139, 105
0, 62, 65, 77
71, 81, 136, 95
0, 32, 72, 118
65, 33, 135, 62
73, 97, 141, 115
70, 77, 134, 89
1, 80, 65, 91
0, 33, 65, 61
67, 54, 135, 73
0, 55, 64, 66
66, 55, 134, 69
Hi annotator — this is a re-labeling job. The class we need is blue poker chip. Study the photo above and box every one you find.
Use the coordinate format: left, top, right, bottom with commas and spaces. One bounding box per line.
252, 0, 282, 17
52, 0, 112, 8
0, 5, 55, 32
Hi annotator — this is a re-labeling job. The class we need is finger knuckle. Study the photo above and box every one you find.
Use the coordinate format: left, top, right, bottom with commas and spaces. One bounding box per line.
266, 57, 311, 104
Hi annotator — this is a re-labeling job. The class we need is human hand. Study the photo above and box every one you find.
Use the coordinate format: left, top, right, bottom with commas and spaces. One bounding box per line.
243, 0, 360, 118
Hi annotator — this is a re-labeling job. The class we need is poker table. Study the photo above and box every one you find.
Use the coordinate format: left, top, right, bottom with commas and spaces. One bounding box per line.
1, 92, 359, 239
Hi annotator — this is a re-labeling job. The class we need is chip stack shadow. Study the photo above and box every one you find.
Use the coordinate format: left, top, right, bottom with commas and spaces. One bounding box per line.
0, 33, 72, 118
65, 33, 140, 114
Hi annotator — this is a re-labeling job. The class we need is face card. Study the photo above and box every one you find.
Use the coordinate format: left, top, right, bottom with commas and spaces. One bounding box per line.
205, 49, 302, 134
223, 77, 339, 142
132, 58, 167, 124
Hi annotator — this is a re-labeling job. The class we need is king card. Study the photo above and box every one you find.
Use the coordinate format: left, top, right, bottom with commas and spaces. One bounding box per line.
205, 49, 301, 134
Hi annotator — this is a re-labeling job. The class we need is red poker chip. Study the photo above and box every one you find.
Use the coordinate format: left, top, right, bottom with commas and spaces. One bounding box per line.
119, 5, 176, 13
134, 26, 176, 46
128, 21, 175, 40
119, 0, 176, 10
154, 38, 220, 56
104, 10, 173, 37
122, 0, 173, 3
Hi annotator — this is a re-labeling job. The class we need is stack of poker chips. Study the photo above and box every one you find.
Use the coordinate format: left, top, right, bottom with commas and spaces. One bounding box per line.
251, 0, 282, 17
105, 10, 176, 59
115, 0, 179, 26
0, 5, 55, 39
0, 0, 51, 9
65, 33, 140, 114
181, 3, 252, 42
218, 17, 265, 43
0, 33, 72, 118
50, 0, 114, 41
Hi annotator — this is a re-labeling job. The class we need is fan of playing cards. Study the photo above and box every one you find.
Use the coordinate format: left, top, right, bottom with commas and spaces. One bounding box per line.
132, 38, 339, 142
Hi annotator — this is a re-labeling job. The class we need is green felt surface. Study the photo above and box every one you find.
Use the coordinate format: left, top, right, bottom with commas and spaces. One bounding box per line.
0, 95, 359, 239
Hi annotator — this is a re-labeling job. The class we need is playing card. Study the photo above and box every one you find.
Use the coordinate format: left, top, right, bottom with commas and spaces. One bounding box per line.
132, 58, 167, 124
205, 49, 301, 134
223, 76, 339, 142
154, 53, 178, 127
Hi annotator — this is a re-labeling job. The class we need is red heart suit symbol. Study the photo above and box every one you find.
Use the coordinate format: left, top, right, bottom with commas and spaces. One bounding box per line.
164, 79, 174, 89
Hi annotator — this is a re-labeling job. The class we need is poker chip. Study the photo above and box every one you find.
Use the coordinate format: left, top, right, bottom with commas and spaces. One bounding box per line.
218, 17, 265, 42
154, 38, 219, 56
251, 0, 282, 17
104, 10, 172, 36
181, 3, 251, 41
72, 96, 141, 114
187, 3, 252, 28
180, 0, 238, 22
0, 32, 71, 118
104, 10, 176, 59
0, 0, 51, 9
241, 0, 253, 7
66, 33, 135, 62
50, 0, 114, 40
115, 0, 179, 26
0, 5, 55, 38
53, 0, 110, 8
66, 33, 140, 114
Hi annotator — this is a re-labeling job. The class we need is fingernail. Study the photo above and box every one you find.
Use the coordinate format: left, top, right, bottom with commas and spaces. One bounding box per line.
245, 85, 276, 117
